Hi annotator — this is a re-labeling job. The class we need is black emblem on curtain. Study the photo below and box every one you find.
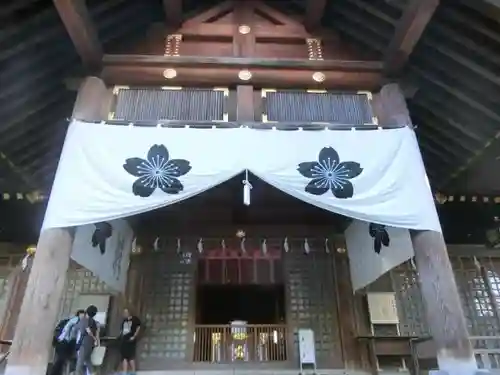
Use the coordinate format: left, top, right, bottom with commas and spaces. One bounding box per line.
297, 146, 363, 198
369, 223, 390, 254
123, 144, 192, 197
91, 222, 113, 255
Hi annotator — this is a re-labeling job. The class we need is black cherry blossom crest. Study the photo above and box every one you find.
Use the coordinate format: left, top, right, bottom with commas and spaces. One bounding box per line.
297, 146, 363, 198
369, 223, 390, 254
123, 144, 192, 197
91, 222, 113, 255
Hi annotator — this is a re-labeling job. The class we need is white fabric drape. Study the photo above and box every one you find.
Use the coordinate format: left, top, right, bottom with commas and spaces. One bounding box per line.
345, 219, 414, 291
42, 120, 440, 232
71, 219, 133, 292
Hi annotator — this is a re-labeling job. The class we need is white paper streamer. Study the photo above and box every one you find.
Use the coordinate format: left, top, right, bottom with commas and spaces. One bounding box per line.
240, 237, 246, 253
197, 238, 203, 253
221, 239, 226, 251
410, 257, 417, 270
325, 238, 330, 254
21, 255, 30, 271
473, 256, 481, 269
261, 239, 268, 255
304, 238, 310, 254
176, 238, 181, 254
283, 237, 289, 252
153, 237, 160, 252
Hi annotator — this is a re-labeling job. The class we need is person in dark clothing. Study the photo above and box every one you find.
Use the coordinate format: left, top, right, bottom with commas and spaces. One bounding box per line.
75, 305, 100, 375
119, 308, 141, 374
50, 309, 85, 375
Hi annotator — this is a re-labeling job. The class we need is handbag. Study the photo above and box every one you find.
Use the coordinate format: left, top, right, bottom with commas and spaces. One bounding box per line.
90, 345, 107, 366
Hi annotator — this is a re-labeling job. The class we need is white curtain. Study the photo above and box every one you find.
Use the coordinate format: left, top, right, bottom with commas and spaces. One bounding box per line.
345, 219, 414, 291
71, 218, 133, 292
42, 120, 440, 232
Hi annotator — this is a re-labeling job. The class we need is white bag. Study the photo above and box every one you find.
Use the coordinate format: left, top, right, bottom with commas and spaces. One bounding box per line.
90, 345, 106, 366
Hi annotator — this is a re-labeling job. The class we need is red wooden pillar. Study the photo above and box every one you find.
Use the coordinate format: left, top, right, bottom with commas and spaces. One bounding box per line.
374, 84, 476, 375
5, 77, 111, 375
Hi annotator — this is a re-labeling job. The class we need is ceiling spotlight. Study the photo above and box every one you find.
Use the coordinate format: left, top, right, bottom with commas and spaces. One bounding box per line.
312, 72, 326, 82
238, 70, 252, 81
238, 25, 251, 34
163, 68, 177, 79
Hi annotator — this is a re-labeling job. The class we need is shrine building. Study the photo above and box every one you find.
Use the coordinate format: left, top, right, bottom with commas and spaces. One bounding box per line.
1, 1, 500, 375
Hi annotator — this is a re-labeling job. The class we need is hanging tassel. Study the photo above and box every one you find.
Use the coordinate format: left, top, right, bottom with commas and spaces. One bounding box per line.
197, 238, 204, 253
261, 239, 268, 255
304, 238, 310, 254
153, 237, 160, 252
221, 239, 226, 251
324, 238, 330, 254
240, 237, 246, 253
242, 169, 253, 206
283, 237, 289, 252
176, 238, 181, 254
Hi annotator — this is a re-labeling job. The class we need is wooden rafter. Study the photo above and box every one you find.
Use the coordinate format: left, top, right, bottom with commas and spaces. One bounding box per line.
163, 0, 182, 28
254, 1, 303, 28
181, 1, 234, 27
178, 23, 308, 40
53, 0, 102, 72
384, 0, 440, 74
304, 0, 327, 31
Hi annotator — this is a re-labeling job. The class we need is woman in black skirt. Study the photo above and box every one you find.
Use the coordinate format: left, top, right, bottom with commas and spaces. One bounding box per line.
119, 307, 141, 374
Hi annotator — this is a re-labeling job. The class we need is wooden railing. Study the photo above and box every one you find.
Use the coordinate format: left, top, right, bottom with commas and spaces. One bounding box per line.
193, 325, 288, 363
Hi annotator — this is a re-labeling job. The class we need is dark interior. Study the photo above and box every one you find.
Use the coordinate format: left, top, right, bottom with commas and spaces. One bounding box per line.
196, 284, 286, 325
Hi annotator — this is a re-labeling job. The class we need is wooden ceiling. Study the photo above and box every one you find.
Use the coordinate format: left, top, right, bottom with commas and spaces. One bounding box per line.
1, 0, 500, 241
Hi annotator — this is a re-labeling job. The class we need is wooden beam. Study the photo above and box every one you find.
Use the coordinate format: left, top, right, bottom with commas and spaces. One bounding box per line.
103, 54, 383, 71
53, 0, 103, 72
102, 66, 381, 90
384, 0, 439, 74
163, 0, 182, 28
304, 0, 327, 31
101, 55, 383, 89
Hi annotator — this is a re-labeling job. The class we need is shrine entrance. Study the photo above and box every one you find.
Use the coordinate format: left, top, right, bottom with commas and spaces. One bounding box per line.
194, 248, 287, 363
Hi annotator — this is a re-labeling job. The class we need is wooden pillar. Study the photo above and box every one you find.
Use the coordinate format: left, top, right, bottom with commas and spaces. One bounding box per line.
5, 76, 111, 375
373, 83, 476, 375
232, 0, 255, 57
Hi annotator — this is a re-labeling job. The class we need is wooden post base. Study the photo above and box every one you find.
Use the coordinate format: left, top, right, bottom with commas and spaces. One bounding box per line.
4, 228, 73, 375
434, 355, 485, 375
4, 365, 48, 375
412, 230, 478, 375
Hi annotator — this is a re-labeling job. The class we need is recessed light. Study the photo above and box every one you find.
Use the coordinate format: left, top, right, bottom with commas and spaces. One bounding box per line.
312, 72, 325, 82
238, 70, 252, 81
163, 68, 177, 79
238, 25, 251, 34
